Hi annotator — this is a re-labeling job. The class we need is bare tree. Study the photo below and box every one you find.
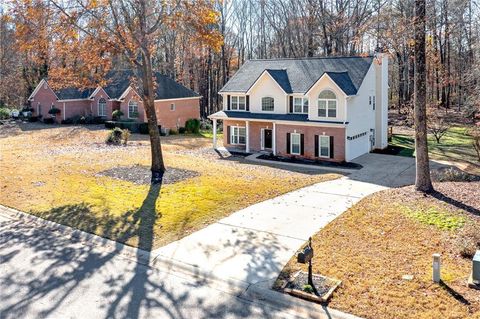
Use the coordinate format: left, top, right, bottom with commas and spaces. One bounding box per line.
427, 112, 449, 143
413, 0, 433, 192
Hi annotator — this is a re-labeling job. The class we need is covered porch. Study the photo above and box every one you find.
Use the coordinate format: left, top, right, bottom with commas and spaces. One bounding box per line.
208, 112, 277, 155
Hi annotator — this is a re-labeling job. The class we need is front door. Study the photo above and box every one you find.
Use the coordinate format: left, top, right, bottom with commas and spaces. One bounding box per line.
263, 129, 273, 149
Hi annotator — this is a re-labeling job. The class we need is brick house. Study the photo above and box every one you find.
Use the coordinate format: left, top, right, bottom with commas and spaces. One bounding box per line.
28, 70, 201, 130
209, 54, 389, 162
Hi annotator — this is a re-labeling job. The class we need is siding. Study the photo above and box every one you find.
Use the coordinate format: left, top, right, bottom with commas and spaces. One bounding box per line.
153, 98, 200, 129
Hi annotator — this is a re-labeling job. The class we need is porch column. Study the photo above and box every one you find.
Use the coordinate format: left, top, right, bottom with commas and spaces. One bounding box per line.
63, 102, 66, 121
212, 118, 217, 149
273, 122, 276, 155
246, 120, 250, 153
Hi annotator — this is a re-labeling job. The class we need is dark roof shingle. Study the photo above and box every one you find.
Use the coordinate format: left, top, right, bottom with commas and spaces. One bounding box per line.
220, 56, 373, 95
52, 70, 199, 100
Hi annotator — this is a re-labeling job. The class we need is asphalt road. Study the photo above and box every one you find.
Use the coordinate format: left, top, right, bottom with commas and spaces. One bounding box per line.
0, 213, 303, 319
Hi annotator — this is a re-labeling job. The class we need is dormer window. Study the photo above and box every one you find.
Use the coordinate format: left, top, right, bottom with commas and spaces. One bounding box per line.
261, 97, 274, 111
293, 97, 308, 113
231, 96, 246, 111
318, 90, 337, 118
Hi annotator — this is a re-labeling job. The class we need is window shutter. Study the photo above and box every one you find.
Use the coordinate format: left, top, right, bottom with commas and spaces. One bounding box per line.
227, 126, 231, 144
286, 133, 291, 154
246, 95, 250, 111
314, 135, 319, 157
227, 95, 231, 110
289, 96, 293, 113
329, 136, 334, 159
300, 134, 304, 155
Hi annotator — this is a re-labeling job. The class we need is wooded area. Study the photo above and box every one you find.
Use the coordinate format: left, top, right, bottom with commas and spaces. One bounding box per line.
1, 0, 479, 120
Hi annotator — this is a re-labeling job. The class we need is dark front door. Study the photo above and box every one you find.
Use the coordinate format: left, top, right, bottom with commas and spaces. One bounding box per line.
264, 129, 272, 149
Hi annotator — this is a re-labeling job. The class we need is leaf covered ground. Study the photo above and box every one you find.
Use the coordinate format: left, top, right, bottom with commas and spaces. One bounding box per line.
277, 182, 480, 319
0, 122, 339, 249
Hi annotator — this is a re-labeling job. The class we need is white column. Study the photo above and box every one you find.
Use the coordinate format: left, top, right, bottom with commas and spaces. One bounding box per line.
63, 102, 66, 121
273, 122, 276, 155
245, 121, 250, 153
212, 118, 217, 149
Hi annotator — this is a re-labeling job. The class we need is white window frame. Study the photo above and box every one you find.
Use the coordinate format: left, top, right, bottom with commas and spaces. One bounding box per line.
318, 135, 330, 158
293, 97, 309, 113
231, 96, 246, 111
230, 126, 246, 145
98, 98, 107, 117
128, 100, 139, 118
261, 96, 275, 112
317, 90, 337, 118
290, 133, 301, 155
170, 103, 175, 111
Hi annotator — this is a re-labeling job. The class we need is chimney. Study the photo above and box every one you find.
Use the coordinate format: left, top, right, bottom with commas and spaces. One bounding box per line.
374, 52, 389, 149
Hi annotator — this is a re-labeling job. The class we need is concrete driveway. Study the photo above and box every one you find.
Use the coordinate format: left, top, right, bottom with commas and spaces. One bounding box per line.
151, 153, 425, 287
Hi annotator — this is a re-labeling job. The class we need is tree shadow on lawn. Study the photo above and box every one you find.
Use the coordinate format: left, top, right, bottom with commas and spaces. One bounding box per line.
430, 189, 480, 217
0, 182, 179, 318
1, 181, 285, 318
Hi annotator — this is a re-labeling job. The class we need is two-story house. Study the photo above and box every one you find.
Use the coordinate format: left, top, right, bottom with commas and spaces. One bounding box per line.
208, 54, 388, 162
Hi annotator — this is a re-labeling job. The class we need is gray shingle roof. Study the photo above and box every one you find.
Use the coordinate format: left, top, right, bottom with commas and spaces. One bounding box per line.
219, 56, 373, 95
209, 110, 348, 124
52, 70, 199, 100
55, 87, 96, 100
264, 69, 292, 93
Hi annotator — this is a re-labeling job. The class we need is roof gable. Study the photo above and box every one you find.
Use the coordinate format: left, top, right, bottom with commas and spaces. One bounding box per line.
219, 56, 373, 95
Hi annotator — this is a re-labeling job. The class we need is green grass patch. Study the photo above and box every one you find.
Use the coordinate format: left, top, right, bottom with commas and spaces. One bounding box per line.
390, 126, 477, 164
402, 206, 465, 231
199, 129, 223, 139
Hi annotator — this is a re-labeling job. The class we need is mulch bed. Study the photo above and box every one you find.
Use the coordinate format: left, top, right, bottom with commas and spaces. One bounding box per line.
257, 154, 362, 169
371, 144, 410, 156
96, 165, 200, 185
283, 271, 341, 303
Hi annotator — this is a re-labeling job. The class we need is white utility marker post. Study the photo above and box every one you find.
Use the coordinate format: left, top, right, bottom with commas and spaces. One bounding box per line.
212, 118, 217, 149
245, 121, 250, 153
433, 253, 441, 283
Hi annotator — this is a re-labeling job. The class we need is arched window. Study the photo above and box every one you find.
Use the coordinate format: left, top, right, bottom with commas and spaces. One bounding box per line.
98, 98, 107, 117
128, 100, 139, 118
261, 97, 274, 111
317, 90, 337, 118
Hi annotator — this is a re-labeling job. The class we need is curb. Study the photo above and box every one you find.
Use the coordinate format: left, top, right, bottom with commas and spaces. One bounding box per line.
0, 204, 361, 319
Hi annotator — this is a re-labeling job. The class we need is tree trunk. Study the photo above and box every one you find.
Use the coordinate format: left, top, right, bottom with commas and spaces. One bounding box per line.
139, 48, 166, 183
414, 0, 433, 193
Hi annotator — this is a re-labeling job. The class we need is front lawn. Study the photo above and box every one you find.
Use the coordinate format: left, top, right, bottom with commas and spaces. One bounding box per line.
390, 126, 480, 174
0, 122, 339, 249
277, 182, 480, 319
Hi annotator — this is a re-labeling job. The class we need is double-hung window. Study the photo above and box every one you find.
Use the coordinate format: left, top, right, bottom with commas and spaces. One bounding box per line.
128, 100, 139, 118
318, 135, 330, 157
293, 97, 308, 113
231, 96, 246, 111
230, 126, 246, 145
291, 133, 301, 155
98, 98, 107, 117
261, 97, 274, 111
318, 90, 337, 118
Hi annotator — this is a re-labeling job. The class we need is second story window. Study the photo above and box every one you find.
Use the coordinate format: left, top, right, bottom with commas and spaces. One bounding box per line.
128, 100, 139, 118
231, 96, 246, 111
261, 97, 274, 111
318, 90, 337, 118
293, 97, 308, 113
